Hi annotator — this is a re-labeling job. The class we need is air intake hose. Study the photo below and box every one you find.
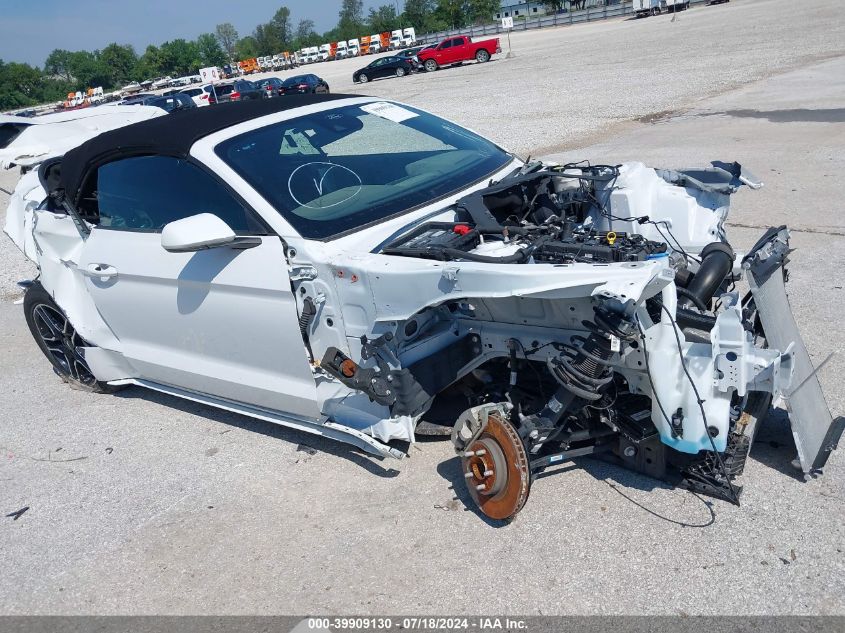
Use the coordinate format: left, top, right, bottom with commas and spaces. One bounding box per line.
679, 242, 735, 311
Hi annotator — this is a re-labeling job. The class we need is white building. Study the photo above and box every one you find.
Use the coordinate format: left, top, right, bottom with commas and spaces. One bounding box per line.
495, 0, 549, 20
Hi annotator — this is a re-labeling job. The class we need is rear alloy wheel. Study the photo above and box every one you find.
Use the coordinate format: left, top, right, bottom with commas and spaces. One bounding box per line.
396, 67, 406, 77
24, 282, 121, 393
358, 73, 369, 83
475, 49, 490, 63
424, 59, 438, 72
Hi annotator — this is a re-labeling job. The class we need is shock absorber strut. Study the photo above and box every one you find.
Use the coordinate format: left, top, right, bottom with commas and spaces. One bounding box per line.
526, 298, 639, 449
549, 326, 615, 402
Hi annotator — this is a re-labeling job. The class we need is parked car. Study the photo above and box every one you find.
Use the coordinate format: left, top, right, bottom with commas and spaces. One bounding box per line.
353, 56, 416, 83
140, 94, 197, 113
6, 95, 839, 522
208, 80, 266, 104
119, 94, 195, 112
118, 93, 156, 106
256, 77, 285, 97
417, 35, 501, 72
180, 86, 211, 107
278, 74, 330, 95
397, 45, 434, 63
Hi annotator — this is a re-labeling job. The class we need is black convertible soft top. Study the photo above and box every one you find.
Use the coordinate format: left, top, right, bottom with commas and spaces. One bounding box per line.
56, 93, 358, 204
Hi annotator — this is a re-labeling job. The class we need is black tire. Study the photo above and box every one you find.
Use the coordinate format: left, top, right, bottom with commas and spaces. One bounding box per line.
359, 73, 369, 83
24, 282, 121, 393
475, 49, 490, 63
424, 59, 438, 72
395, 67, 406, 77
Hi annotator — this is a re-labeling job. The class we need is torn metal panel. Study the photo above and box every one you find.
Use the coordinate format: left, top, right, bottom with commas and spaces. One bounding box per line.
745, 227, 844, 472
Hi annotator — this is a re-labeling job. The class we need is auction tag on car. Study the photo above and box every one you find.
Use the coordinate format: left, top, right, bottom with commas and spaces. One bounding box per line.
360, 102, 418, 123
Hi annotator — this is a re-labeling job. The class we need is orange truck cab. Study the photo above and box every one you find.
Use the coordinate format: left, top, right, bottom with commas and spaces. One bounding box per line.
238, 58, 259, 74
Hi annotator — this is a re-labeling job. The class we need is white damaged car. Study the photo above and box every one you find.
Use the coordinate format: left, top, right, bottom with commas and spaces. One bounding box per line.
0, 106, 165, 172
4, 95, 842, 520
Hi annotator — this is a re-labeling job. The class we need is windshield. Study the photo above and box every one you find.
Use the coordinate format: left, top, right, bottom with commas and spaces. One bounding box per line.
215, 102, 511, 239
283, 76, 309, 86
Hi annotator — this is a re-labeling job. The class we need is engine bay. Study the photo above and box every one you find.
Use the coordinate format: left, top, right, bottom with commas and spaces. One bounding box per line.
382, 164, 672, 266
310, 160, 842, 521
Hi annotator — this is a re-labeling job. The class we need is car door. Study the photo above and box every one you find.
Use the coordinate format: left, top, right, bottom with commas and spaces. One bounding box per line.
369, 59, 387, 79
75, 154, 320, 419
236, 80, 253, 99
433, 39, 452, 64
446, 37, 465, 63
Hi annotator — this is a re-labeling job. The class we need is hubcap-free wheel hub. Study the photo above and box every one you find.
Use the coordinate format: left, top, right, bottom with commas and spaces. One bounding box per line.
461, 413, 531, 520
33, 303, 97, 386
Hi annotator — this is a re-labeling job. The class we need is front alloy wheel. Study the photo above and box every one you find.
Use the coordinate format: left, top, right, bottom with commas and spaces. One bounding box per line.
424, 59, 438, 72
359, 73, 369, 83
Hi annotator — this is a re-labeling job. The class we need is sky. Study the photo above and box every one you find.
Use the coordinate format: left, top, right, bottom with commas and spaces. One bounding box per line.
0, 0, 398, 67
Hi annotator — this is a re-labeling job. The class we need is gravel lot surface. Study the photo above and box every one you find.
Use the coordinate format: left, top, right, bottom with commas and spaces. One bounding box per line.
1, 0, 843, 616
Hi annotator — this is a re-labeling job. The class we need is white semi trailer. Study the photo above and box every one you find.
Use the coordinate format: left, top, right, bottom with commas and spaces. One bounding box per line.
633, 0, 661, 16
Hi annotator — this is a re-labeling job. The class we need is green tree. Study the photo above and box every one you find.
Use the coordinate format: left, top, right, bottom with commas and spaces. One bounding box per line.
0, 60, 45, 108
269, 6, 293, 46
134, 44, 165, 80
368, 5, 400, 33
465, 0, 500, 24
403, 0, 441, 31
65, 51, 110, 88
158, 39, 201, 77
100, 43, 138, 87
234, 36, 259, 60
44, 49, 74, 82
338, 0, 365, 39
434, 0, 466, 29
215, 22, 240, 61
196, 33, 226, 67
293, 18, 319, 48
253, 24, 281, 56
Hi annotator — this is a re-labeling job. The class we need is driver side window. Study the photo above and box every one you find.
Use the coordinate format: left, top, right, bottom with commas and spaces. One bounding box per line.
85, 155, 267, 234
440, 40, 452, 49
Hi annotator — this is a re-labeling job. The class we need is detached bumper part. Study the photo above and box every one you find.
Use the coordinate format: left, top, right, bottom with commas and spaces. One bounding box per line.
745, 227, 844, 473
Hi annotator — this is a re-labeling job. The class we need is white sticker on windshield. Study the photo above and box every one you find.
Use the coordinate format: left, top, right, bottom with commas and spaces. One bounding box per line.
360, 102, 418, 123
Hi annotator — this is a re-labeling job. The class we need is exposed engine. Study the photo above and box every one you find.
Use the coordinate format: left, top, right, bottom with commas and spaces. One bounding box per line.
313, 161, 842, 521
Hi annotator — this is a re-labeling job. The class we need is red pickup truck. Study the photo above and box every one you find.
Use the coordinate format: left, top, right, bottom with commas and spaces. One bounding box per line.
417, 35, 501, 72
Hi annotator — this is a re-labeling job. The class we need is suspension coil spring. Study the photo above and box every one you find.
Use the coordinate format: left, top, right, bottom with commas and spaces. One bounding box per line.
548, 300, 637, 404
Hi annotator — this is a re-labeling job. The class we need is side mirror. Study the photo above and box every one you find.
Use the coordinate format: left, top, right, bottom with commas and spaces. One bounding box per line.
161, 213, 259, 252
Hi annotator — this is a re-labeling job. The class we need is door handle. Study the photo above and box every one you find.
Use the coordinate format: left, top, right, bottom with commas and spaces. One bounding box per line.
86, 263, 118, 279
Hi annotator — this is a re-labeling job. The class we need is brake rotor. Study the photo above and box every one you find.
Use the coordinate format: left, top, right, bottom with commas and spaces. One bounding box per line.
461, 412, 531, 520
